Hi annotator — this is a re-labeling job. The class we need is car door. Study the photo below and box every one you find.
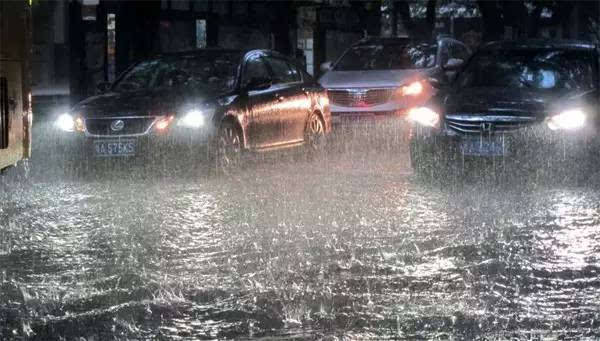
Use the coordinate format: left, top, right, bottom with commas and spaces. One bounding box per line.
263, 56, 309, 143
243, 53, 281, 148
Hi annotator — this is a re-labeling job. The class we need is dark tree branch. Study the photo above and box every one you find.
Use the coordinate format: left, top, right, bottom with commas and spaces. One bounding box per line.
425, 0, 437, 39
477, 0, 504, 41
529, 0, 544, 38
395, 0, 415, 37
502, 0, 527, 38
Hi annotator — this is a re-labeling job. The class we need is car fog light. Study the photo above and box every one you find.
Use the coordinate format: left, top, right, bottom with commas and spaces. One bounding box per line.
548, 108, 586, 130
56, 113, 75, 132
179, 110, 205, 128
408, 107, 439, 128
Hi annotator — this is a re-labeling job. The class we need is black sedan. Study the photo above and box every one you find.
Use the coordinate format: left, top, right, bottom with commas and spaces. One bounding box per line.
54, 49, 331, 172
408, 40, 600, 179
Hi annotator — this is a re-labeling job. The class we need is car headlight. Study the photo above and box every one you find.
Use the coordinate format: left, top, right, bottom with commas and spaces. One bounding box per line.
399, 81, 423, 97
178, 109, 206, 128
408, 107, 439, 128
56, 113, 84, 132
56, 113, 74, 131
547, 108, 586, 130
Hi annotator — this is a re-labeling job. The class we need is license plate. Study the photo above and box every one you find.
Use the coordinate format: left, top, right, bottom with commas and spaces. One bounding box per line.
460, 137, 508, 157
93, 139, 136, 157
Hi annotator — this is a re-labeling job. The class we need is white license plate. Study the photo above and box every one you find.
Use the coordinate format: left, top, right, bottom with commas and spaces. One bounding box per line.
93, 139, 136, 157
460, 138, 509, 157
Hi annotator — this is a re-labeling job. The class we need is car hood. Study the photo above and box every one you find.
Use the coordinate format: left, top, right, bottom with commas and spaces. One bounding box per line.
442, 87, 580, 118
73, 90, 212, 118
549, 88, 599, 114
319, 69, 431, 89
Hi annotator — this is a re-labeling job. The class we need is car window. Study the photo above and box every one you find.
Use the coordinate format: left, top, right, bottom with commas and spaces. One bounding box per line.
153, 53, 240, 93
243, 55, 271, 88
265, 57, 301, 84
334, 43, 437, 71
113, 60, 160, 92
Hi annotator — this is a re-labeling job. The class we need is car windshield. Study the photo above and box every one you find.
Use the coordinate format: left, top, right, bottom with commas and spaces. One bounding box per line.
334, 43, 437, 71
113, 52, 241, 93
456, 49, 598, 90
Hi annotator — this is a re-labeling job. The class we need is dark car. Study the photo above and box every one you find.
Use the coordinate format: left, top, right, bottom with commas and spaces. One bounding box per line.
408, 40, 600, 178
54, 49, 331, 172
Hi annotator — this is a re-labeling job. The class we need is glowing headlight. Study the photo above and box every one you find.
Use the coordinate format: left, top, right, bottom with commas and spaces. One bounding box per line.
56, 113, 75, 132
547, 108, 586, 130
400, 81, 423, 96
179, 110, 205, 128
408, 107, 439, 127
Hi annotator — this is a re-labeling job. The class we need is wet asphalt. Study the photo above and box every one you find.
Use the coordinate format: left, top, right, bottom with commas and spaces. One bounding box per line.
1, 121, 600, 340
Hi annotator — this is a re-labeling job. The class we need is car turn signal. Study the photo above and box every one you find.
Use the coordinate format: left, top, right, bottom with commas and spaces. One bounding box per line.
74, 117, 85, 132
155, 116, 174, 131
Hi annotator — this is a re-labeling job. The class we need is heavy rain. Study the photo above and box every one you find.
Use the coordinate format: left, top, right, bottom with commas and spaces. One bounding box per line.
2, 0, 600, 340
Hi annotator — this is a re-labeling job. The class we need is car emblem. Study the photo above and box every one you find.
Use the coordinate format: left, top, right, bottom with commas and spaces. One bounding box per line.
349, 89, 368, 106
480, 122, 493, 132
110, 119, 125, 131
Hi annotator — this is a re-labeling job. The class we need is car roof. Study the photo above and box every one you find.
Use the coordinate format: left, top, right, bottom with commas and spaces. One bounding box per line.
481, 39, 598, 51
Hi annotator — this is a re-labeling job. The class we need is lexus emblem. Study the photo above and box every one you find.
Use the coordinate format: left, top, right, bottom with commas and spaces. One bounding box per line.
480, 122, 493, 132
110, 119, 125, 131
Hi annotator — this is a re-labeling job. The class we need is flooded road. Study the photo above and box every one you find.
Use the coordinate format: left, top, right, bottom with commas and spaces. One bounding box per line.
2, 123, 600, 340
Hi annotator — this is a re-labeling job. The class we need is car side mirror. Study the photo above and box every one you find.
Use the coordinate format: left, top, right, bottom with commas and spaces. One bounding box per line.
97, 81, 111, 93
428, 76, 445, 89
443, 58, 464, 70
246, 77, 272, 91
320, 61, 333, 73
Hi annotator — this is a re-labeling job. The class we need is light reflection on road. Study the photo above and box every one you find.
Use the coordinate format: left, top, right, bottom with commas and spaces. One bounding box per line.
1, 123, 600, 339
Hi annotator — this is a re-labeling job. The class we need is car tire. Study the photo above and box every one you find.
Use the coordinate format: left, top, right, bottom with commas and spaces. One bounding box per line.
305, 112, 326, 159
212, 120, 243, 176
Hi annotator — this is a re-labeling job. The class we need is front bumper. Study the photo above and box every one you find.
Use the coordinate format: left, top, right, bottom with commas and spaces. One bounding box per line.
410, 122, 600, 163
55, 126, 215, 162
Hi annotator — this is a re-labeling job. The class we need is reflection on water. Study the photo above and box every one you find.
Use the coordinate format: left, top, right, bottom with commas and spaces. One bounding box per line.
1, 123, 600, 339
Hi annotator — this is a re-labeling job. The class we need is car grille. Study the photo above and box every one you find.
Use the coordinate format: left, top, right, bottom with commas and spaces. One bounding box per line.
85, 117, 156, 136
327, 88, 394, 107
445, 114, 537, 134
334, 111, 396, 117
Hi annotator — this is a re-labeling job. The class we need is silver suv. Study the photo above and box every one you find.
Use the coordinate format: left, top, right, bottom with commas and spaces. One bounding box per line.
319, 36, 470, 124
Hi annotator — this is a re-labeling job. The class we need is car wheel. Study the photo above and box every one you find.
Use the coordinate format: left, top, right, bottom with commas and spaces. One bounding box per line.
214, 120, 242, 175
305, 113, 326, 156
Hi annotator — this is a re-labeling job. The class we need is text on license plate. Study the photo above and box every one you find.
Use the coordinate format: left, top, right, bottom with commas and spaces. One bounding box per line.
94, 139, 136, 157
460, 138, 508, 156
